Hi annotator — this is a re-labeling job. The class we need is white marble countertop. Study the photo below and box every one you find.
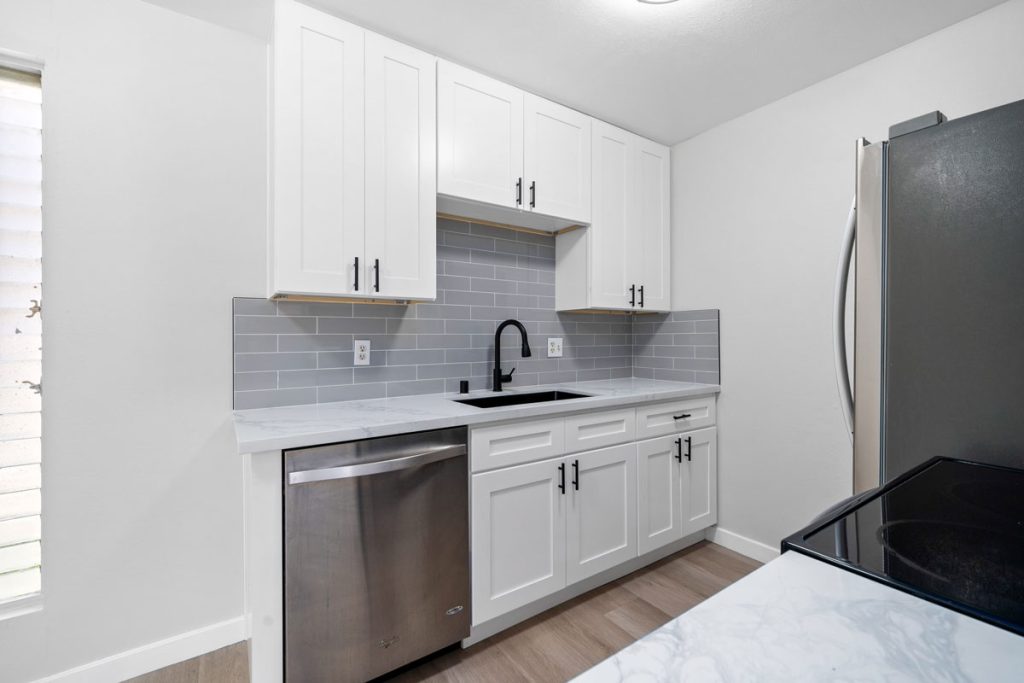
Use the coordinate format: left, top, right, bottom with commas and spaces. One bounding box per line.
233, 378, 720, 453
575, 550, 1024, 682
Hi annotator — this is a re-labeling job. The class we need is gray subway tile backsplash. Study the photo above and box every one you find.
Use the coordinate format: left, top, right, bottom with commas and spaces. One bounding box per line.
234, 219, 720, 409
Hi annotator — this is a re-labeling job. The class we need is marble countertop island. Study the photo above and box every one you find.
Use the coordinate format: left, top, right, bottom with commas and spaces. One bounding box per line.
233, 377, 719, 453
574, 550, 1024, 682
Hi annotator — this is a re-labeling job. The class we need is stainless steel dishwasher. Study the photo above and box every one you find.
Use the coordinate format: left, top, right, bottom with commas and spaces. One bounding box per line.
284, 427, 470, 682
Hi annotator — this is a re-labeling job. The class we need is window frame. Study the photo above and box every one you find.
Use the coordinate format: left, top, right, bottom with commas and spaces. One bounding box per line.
0, 50, 45, 622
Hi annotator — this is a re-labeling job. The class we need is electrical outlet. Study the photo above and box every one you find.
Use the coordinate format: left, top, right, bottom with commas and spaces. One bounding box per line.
547, 337, 563, 358
354, 339, 370, 366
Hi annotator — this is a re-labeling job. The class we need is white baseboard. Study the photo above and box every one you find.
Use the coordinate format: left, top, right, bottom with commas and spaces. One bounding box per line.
706, 526, 780, 564
34, 616, 248, 683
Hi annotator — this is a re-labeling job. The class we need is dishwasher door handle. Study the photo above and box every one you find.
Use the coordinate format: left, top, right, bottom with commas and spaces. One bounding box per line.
288, 444, 467, 485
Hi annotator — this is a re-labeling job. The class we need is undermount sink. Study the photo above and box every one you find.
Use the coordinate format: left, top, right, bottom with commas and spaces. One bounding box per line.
453, 390, 591, 409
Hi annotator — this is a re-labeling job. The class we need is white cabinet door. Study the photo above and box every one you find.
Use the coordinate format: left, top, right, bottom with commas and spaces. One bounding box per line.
633, 138, 671, 312
589, 121, 634, 310
523, 94, 591, 223
438, 61, 523, 209
471, 458, 567, 624
566, 444, 637, 584
273, 2, 364, 296
557, 124, 670, 312
680, 427, 718, 536
636, 435, 683, 555
364, 33, 436, 300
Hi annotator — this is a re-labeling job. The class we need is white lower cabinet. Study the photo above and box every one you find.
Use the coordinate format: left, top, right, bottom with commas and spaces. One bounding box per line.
566, 444, 637, 584
680, 427, 718, 536
637, 426, 719, 555
469, 399, 717, 630
636, 434, 683, 555
471, 457, 566, 624
471, 444, 637, 624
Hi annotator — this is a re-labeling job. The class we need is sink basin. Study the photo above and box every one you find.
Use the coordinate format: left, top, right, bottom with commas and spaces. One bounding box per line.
454, 390, 591, 409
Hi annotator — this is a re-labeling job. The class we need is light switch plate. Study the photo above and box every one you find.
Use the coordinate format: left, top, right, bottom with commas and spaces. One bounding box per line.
354, 339, 370, 366
547, 337, 563, 358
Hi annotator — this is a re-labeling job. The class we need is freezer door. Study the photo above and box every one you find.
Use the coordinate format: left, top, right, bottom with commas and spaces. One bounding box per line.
882, 97, 1024, 481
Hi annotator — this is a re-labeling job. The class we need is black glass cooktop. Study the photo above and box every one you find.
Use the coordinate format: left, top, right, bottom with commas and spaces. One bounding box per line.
782, 457, 1024, 636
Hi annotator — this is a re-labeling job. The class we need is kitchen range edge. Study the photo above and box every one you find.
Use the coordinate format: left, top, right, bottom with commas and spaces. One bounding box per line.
233, 377, 720, 683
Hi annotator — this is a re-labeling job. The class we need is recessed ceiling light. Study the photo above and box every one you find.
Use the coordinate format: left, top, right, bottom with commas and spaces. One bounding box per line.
637, 0, 679, 4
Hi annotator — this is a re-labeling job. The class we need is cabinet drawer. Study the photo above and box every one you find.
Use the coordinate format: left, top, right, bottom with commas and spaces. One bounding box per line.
564, 408, 635, 454
635, 395, 716, 439
471, 418, 565, 472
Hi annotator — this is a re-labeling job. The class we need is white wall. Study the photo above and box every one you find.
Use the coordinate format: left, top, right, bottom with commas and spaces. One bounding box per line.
0, 0, 267, 680
673, 0, 1024, 555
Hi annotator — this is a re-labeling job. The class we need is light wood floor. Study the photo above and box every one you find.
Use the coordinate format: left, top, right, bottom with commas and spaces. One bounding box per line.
126, 641, 249, 683
127, 541, 760, 683
386, 541, 761, 683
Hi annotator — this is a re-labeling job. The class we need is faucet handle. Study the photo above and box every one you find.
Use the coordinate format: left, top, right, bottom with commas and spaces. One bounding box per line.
501, 367, 516, 382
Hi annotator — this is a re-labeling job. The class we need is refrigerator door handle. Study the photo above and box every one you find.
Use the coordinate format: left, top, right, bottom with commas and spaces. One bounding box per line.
834, 196, 857, 441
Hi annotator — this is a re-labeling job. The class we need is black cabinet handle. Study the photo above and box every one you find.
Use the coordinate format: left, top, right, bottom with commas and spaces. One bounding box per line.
674, 437, 683, 463
638, 285, 644, 308
558, 462, 566, 494
572, 460, 579, 491
529, 181, 536, 208
629, 284, 636, 307
673, 413, 692, 420
685, 436, 693, 461
354, 256, 360, 291
373, 258, 380, 292
516, 177, 522, 206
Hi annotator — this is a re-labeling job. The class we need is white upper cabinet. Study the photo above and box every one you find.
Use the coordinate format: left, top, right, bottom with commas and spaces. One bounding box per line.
555, 124, 671, 312
633, 137, 671, 312
273, 2, 364, 297
271, 5, 665, 303
364, 33, 437, 300
523, 94, 591, 224
437, 61, 591, 231
272, 1, 436, 301
588, 121, 634, 309
437, 61, 524, 210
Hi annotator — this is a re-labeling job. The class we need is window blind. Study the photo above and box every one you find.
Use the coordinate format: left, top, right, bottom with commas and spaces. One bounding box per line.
0, 66, 42, 603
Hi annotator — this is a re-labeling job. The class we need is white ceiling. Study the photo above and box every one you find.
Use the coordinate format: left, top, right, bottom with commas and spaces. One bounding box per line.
307, 0, 1005, 144
142, 0, 273, 42
144, 0, 1007, 144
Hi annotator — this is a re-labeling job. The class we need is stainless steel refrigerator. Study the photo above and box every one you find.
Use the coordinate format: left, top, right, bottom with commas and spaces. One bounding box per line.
835, 98, 1024, 494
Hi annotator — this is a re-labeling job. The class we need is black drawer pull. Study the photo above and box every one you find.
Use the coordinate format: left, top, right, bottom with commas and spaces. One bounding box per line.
673, 413, 692, 420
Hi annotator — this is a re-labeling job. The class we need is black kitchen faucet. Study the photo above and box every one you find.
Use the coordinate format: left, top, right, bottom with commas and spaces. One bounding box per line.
492, 319, 531, 391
